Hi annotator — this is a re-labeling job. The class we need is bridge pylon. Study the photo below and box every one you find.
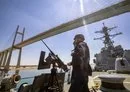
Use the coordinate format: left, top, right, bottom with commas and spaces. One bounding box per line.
2, 25, 25, 75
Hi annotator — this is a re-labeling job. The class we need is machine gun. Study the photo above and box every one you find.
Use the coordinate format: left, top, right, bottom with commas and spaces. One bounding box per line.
17, 40, 68, 92
41, 40, 68, 72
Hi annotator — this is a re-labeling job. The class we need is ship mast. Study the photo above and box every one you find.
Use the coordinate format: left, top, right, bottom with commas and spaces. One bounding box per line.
94, 23, 122, 49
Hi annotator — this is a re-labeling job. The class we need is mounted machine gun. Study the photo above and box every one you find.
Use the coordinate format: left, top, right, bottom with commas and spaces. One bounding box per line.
18, 40, 68, 92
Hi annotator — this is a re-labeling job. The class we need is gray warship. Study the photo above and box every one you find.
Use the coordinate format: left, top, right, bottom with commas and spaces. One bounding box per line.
93, 23, 130, 71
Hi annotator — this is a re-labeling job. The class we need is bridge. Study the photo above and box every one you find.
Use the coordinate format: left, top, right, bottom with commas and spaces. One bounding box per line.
0, 0, 130, 71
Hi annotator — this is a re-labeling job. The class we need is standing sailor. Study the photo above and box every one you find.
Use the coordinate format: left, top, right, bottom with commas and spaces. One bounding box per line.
68, 34, 92, 92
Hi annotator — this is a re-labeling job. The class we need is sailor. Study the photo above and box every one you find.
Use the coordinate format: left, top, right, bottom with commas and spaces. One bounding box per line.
67, 34, 92, 92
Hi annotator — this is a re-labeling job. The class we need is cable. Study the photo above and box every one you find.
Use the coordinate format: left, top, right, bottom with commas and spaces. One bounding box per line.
1, 30, 15, 50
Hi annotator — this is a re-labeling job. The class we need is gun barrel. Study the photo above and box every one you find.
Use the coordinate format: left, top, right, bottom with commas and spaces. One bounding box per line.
41, 40, 68, 72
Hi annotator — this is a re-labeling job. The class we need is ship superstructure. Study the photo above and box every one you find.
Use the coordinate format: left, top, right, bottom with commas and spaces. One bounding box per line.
93, 23, 130, 71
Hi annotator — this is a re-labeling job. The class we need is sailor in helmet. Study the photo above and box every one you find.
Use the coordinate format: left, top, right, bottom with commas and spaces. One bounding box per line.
68, 34, 92, 92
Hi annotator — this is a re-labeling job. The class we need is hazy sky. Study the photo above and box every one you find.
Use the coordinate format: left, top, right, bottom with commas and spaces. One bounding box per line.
0, 0, 130, 65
